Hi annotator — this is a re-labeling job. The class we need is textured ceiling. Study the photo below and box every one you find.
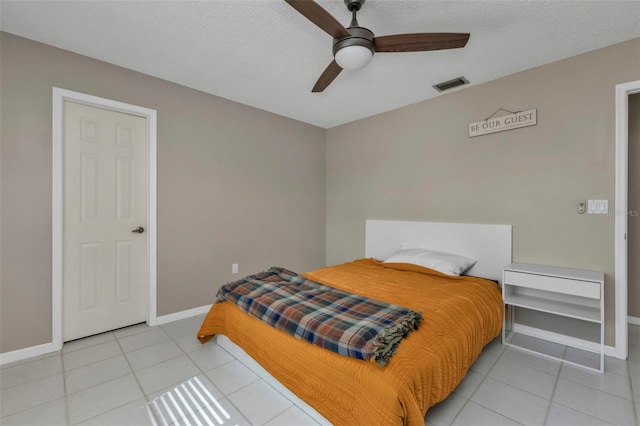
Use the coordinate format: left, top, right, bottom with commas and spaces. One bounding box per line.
2, 0, 639, 128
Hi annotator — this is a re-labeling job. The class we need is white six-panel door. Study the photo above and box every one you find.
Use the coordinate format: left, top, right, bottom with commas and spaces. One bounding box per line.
63, 101, 147, 341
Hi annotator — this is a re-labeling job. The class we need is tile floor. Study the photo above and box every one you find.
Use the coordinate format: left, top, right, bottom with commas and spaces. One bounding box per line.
1, 317, 639, 426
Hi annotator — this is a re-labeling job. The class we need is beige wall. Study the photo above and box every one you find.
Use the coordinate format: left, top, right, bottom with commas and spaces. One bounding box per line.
0, 33, 326, 353
629, 94, 640, 318
326, 38, 640, 346
2, 30, 639, 354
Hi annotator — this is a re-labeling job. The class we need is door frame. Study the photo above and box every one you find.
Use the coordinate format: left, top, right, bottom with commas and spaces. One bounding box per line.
614, 80, 640, 359
52, 87, 158, 350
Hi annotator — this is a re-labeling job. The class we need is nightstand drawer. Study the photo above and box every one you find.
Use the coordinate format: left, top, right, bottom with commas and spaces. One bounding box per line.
503, 270, 600, 299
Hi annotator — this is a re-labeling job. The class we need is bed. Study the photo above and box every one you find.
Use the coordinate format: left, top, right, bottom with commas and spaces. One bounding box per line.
198, 220, 512, 425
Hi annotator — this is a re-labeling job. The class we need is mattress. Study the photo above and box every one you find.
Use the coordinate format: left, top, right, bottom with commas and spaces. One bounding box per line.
198, 258, 503, 425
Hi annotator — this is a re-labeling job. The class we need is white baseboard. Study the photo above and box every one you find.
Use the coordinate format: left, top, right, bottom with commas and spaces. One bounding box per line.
1, 305, 212, 366
153, 304, 212, 326
0, 342, 59, 367
628, 316, 640, 326
513, 324, 616, 358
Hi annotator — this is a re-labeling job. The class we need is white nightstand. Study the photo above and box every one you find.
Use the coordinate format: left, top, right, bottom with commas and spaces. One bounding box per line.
502, 262, 605, 373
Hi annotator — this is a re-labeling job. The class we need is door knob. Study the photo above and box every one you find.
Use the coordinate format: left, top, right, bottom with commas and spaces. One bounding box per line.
132, 226, 145, 234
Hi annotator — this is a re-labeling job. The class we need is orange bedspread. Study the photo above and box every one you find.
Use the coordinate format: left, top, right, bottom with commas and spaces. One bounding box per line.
197, 259, 503, 425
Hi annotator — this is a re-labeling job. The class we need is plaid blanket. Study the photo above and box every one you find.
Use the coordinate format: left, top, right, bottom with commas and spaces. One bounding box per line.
216, 267, 422, 366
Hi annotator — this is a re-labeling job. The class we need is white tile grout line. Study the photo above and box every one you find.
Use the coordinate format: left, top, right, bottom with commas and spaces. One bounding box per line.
493, 345, 632, 426
549, 370, 634, 425
62, 328, 152, 425
558, 370, 635, 401
0, 349, 61, 369
446, 341, 600, 426
60, 345, 72, 426
446, 342, 504, 425
549, 402, 618, 426
0, 355, 64, 389
543, 354, 564, 426
629, 361, 639, 426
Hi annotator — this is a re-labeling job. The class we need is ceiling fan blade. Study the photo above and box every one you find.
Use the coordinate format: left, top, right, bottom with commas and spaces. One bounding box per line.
374, 33, 470, 53
312, 60, 343, 92
284, 0, 351, 39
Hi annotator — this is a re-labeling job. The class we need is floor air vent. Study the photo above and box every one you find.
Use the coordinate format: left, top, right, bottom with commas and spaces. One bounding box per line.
433, 76, 469, 92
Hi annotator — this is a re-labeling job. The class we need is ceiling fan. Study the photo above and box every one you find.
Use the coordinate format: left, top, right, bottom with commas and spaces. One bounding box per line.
284, 0, 470, 92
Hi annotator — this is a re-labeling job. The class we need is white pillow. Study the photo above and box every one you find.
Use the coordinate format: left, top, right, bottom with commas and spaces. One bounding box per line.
383, 247, 477, 276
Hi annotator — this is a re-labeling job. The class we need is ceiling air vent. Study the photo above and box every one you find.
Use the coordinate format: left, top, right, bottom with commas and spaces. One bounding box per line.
433, 76, 469, 92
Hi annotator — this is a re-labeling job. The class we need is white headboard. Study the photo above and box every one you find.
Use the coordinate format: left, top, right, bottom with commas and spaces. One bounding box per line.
365, 220, 512, 284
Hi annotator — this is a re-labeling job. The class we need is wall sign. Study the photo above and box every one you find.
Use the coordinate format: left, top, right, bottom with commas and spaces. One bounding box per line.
469, 108, 537, 138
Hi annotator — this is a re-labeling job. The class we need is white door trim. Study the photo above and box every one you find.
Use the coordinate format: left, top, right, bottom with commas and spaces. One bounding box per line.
52, 87, 158, 351
614, 80, 640, 359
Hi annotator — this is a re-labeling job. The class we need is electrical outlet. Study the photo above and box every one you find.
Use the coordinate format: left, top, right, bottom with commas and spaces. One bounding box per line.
232, 263, 238, 274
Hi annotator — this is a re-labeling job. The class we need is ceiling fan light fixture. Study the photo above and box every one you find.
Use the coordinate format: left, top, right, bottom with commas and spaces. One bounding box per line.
332, 26, 375, 70
335, 45, 373, 70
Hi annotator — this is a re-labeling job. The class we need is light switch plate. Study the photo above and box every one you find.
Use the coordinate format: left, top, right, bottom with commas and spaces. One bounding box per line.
588, 199, 608, 215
